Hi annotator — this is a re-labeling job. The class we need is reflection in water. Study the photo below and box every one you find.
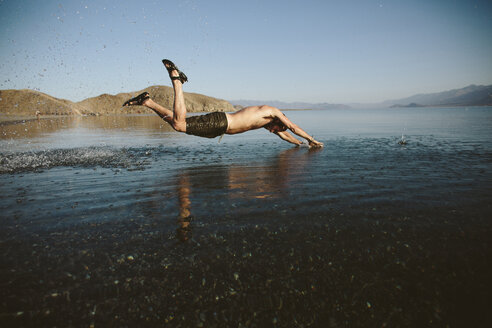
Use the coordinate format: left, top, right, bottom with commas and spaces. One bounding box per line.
0, 115, 174, 140
233, 147, 322, 199
176, 172, 193, 242
1, 117, 74, 140
172, 147, 322, 241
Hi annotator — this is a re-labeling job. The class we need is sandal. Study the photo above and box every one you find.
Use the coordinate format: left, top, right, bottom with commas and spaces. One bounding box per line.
122, 92, 150, 107
162, 59, 188, 84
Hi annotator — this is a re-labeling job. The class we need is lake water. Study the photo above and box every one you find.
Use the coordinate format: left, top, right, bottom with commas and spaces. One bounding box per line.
1, 108, 491, 229
1, 107, 491, 327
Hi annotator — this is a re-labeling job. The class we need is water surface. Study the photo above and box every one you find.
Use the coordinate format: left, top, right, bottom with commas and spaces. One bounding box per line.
1, 108, 490, 230
1, 108, 491, 327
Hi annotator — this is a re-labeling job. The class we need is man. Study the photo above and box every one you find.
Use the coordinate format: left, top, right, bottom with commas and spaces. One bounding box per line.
123, 59, 323, 148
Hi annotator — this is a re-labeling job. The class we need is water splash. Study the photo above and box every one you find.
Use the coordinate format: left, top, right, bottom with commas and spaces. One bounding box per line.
398, 127, 408, 145
0, 146, 149, 173
398, 134, 407, 145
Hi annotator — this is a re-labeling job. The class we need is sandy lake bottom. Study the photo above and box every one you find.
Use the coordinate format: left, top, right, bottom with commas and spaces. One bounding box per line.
1, 108, 491, 327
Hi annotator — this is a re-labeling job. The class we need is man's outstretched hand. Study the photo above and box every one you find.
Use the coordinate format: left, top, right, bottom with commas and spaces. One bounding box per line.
308, 139, 324, 148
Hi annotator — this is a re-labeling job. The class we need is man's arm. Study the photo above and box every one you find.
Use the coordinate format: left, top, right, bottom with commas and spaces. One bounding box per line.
275, 131, 302, 146
273, 110, 323, 147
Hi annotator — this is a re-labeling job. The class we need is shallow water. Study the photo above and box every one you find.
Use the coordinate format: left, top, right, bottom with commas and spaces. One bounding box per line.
1, 108, 491, 231
1, 108, 491, 326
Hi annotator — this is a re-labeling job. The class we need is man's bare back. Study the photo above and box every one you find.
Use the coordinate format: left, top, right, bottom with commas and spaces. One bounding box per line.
225, 106, 276, 134
122, 59, 323, 148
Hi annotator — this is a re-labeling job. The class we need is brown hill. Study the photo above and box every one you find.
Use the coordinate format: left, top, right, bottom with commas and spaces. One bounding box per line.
0, 89, 88, 116
77, 85, 235, 114
0, 86, 235, 117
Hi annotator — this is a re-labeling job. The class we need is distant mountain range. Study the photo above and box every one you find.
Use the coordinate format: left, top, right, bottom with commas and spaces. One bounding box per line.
232, 84, 492, 109
383, 84, 492, 107
1, 84, 490, 118
229, 100, 351, 110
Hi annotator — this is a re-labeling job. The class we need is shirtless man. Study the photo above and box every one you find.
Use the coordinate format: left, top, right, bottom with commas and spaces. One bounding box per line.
123, 59, 323, 148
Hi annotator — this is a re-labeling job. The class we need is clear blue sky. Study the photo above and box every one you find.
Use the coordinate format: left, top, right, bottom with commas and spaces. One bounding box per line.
0, 0, 491, 103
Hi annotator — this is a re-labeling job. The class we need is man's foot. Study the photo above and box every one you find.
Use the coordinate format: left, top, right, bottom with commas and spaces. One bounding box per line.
162, 59, 188, 84
122, 92, 150, 107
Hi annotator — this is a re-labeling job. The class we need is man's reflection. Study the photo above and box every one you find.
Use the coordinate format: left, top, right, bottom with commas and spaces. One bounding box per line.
176, 172, 193, 241
173, 147, 322, 241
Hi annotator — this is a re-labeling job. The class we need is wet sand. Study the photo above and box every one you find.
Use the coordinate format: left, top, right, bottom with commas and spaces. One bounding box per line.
1, 110, 491, 327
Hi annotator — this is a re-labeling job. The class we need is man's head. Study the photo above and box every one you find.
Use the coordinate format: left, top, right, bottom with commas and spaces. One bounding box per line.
264, 118, 287, 133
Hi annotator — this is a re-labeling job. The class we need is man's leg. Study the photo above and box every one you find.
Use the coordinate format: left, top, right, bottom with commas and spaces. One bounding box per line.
122, 93, 175, 124
142, 99, 174, 122
162, 62, 187, 132
170, 76, 187, 132
123, 60, 188, 133
143, 76, 187, 132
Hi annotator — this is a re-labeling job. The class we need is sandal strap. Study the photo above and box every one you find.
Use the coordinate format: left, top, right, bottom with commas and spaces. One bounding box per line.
122, 92, 149, 106
162, 59, 188, 84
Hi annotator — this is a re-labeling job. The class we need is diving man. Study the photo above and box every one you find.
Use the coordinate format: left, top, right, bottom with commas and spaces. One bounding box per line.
123, 59, 323, 148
